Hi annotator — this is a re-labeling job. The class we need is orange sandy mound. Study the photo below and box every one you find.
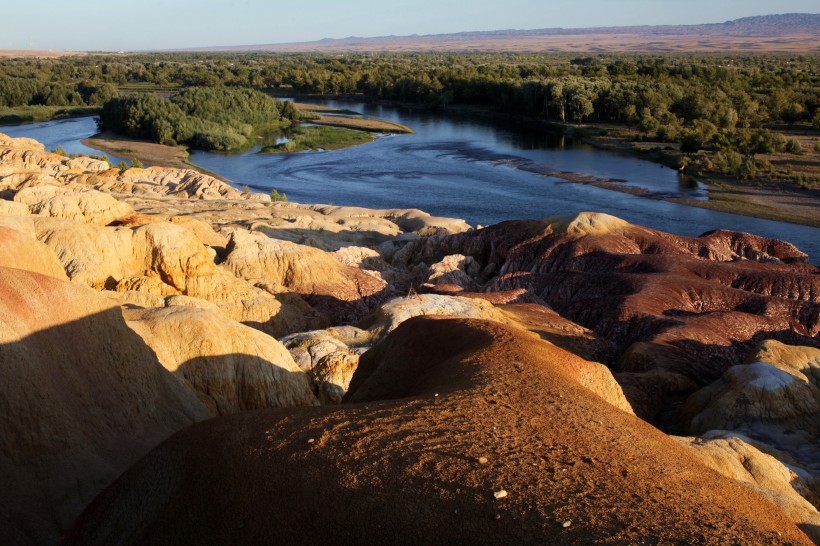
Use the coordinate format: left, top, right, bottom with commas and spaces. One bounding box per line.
66, 316, 811, 544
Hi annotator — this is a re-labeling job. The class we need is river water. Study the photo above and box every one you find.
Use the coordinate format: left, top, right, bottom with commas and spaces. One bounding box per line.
2, 104, 818, 261
0, 117, 129, 165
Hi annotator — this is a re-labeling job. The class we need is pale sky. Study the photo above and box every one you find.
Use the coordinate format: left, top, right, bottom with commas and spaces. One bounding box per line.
2, 0, 817, 51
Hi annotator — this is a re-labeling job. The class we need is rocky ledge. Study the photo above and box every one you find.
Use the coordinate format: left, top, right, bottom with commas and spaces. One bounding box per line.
0, 133, 817, 545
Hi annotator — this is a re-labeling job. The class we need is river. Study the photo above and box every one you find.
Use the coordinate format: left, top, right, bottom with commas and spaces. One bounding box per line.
1, 103, 818, 261
0, 117, 129, 165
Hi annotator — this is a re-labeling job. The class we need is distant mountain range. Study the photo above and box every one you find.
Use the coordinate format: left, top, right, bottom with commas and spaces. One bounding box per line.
183, 14, 820, 53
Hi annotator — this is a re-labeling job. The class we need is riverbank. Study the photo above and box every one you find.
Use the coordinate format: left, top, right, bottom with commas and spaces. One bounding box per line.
295, 103, 414, 134
583, 124, 820, 228
0, 105, 99, 125
81, 132, 228, 181
311, 114, 413, 133
293, 102, 415, 134
441, 107, 820, 228
672, 178, 820, 228
83, 102, 409, 175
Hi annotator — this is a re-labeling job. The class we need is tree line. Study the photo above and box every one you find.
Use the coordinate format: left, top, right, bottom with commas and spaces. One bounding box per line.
98, 87, 299, 151
1, 52, 816, 151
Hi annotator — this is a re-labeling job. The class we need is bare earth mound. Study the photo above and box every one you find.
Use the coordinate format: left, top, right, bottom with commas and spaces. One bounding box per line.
66, 317, 811, 545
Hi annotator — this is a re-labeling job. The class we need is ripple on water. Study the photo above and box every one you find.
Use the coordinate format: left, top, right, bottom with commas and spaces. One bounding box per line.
1, 109, 818, 262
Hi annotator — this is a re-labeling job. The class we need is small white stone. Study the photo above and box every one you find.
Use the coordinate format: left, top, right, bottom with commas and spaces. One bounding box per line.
562, 520, 572, 528
493, 490, 508, 499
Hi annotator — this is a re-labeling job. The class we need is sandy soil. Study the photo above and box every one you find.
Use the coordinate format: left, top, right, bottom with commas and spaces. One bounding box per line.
292, 102, 336, 112
0, 49, 84, 58
310, 114, 414, 134
81, 132, 228, 180
66, 316, 814, 544
82, 132, 189, 167
294, 102, 413, 132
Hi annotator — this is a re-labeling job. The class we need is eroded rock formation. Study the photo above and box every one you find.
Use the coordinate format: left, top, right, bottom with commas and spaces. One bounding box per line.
395, 212, 819, 420
124, 306, 319, 415
66, 317, 812, 545
676, 435, 820, 542
1, 132, 818, 544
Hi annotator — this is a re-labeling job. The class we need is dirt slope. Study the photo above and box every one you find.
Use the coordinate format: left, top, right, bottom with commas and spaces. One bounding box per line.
66, 316, 812, 545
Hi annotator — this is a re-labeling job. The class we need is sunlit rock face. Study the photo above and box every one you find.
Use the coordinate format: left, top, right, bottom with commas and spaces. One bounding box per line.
221, 229, 391, 323
65, 316, 812, 546
682, 340, 820, 505
675, 434, 820, 543
124, 305, 319, 415
394, 212, 818, 419
2, 132, 819, 545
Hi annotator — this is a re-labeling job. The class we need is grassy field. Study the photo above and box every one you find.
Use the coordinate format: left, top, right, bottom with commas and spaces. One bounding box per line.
116, 84, 181, 94
260, 125, 374, 154
672, 186, 820, 228
0, 50, 85, 58
0, 105, 99, 125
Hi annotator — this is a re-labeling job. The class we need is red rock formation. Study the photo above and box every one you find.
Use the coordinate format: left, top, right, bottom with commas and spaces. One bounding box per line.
66, 317, 812, 545
398, 213, 820, 421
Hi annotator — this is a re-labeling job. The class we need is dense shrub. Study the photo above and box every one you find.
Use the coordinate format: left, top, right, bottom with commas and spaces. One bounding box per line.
785, 138, 802, 154
737, 159, 758, 180
98, 87, 298, 151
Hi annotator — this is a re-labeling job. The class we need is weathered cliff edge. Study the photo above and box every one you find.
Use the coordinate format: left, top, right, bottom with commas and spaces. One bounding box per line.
0, 133, 818, 544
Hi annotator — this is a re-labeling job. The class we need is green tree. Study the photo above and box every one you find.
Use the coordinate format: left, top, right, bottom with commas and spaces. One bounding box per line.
679, 132, 702, 155
785, 138, 802, 154
87, 83, 119, 106
735, 129, 786, 159
737, 159, 758, 180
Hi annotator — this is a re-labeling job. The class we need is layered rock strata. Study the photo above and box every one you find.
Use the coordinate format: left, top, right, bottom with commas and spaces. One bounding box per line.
1, 132, 818, 544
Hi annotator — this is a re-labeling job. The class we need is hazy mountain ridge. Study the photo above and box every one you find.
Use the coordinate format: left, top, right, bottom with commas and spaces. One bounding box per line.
184, 14, 820, 52
342, 13, 820, 39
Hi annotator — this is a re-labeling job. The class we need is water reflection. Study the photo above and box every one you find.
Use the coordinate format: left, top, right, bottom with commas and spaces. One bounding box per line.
1, 109, 817, 262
